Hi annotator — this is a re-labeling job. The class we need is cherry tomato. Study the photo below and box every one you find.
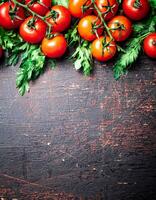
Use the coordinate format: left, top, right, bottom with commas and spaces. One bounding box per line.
41, 34, 67, 58
19, 16, 47, 44
91, 36, 117, 61
143, 33, 156, 59
0, 2, 25, 29
25, 0, 51, 16
46, 5, 71, 32
0, 47, 3, 58
122, 0, 150, 21
94, 0, 119, 21
78, 15, 103, 41
69, 0, 92, 18
108, 16, 132, 42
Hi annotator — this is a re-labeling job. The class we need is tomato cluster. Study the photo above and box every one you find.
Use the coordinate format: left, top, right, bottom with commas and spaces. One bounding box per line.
69, 0, 155, 61
0, 1, 71, 58
0, 0, 156, 61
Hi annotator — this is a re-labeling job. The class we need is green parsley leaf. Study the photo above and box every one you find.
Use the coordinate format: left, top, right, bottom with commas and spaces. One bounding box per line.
113, 38, 142, 80
65, 25, 80, 46
0, 27, 26, 66
48, 59, 56, 69
16, 45, 46, 96
114, 2, 156, 80
52, 0, 69, 7
149, 0, 156, 8
71, 40, 93, 76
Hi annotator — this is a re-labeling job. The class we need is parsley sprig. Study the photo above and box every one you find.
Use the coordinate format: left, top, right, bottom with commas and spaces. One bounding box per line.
71, 40, 93, 75
113, 1, 156, 79
66, 25, 93, 75
16, 45, 46, 96
0, 27, 47, 95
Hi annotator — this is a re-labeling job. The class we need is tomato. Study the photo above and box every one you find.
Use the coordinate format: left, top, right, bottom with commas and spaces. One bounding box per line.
0, 2, 25, 29
91, 36, 117, 61
108, 16, 132, 42
41, 34, 67, 58
78, 15, 103, 41
46, 5, 71, 32
94, 0, 119, 21
25, 0, 51, 16
0, 47, 3, 58
69, 0, 92, 18
143, 33, 156, 59
122, 0, 150, 21
19, 16, 47, 44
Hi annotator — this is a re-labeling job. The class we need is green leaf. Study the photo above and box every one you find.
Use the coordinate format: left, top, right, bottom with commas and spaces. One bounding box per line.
114, 9, 156, 80
113, 38, 142, 80
65, 25, 80, 46
52, 0, 69, 7
0, 27, 27, 66
149, 0, 156, 8
6, 53, 19, 66
18, 82, 29, 96
133, 15, 156, 35
71, 40, 93, 75
48, 59, 56, 69
0, 0, 8, 4
16, 45, 46, 96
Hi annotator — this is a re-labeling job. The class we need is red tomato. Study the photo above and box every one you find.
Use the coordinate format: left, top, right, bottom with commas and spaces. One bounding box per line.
25, 0, 51, 16
46, 5, 71, 32
108, 16, 132, 42
91, 36, 117, 61
122, 0, 150, 21
69, 0, 92, 18
0, 47, 3, 58
41, 34, 67, 58
143, 33, 156, 59
19, 16, 47, 44
94, 0, 119, 21
0, 2, 25, 29
78, 15, 103, 41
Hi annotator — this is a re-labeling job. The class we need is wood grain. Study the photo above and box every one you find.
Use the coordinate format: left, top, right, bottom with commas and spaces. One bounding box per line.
0, 56, 156, 200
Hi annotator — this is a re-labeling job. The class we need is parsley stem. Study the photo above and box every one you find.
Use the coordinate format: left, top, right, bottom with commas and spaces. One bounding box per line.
139, 32, 150, 41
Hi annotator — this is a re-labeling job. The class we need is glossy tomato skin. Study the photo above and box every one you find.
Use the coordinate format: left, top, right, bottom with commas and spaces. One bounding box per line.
69, 0, 92, 18
91, 36, 117, 61
108, 16, 132, 42
123, 0, 150, 21
0, 47, 3, 58
25, 0, 51, 16
41, 34, 67, 58
94, 0, 119, 21
143, 33, 156, 59
0, 2, 25, 29
19, 16, 47, 44
78, 15, 103, 41
46, 5, 71, 32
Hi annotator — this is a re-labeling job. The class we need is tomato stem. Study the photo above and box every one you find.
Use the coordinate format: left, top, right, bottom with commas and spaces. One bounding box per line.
133, 0, 142, 9
92, 0, 113, 41
12, 0, 52, 32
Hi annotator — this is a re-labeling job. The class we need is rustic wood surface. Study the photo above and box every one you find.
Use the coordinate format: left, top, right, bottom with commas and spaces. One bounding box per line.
0, 56, 156, 200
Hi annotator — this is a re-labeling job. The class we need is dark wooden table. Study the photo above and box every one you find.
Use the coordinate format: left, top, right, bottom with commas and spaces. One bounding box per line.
0, 56, 156, 200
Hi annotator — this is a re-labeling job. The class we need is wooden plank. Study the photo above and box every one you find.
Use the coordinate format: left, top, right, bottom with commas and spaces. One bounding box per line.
0, 56, 156, 199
